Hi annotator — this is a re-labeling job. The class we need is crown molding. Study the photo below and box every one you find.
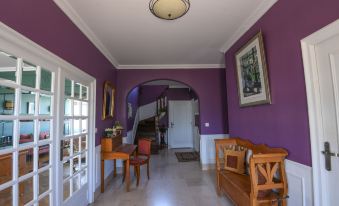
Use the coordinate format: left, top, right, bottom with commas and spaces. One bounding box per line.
53, 0, 120, 68
117, 64, 225, 69
219, 0, 278, 53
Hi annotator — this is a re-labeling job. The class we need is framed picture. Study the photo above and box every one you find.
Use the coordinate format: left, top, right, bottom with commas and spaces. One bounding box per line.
102, 81, 115, 120
235, 31, 271, 107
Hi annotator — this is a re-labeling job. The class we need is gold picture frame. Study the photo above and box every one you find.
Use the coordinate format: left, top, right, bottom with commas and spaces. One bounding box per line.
235, 31, 271, 107
102, 81, 115, 120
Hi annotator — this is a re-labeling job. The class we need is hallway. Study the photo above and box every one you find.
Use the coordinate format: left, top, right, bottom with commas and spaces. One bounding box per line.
92, 149, 233, 206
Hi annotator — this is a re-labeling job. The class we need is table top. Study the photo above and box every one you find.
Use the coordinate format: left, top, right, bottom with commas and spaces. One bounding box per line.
114, 144, 137, 155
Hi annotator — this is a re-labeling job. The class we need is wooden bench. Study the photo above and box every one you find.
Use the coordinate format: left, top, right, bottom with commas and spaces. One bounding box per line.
215, 138, 288, 206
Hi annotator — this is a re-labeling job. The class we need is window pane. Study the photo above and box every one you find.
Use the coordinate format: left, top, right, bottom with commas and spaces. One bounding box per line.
19, 120, 34, 145
40, 68, 52, 92
63, 119, 72, 136
63, 160, 70, 179
65, 79, 72, 97
82, 86, 88, 100
39, 169, 49, 195
72, 174, 80, 193
0, 86, 15, 115
62, 139, 70, 161
81, 170, 87, 186
0, 153, 12, 185
20, 90, 36, 115
0, 186, 12, 206
81, 152, 86, 168
39, 94, 51, 115
74, 83, 80, 99
63, 180, 70, 201
0, 51, 17, 82
73, 137, 80, 154
21, 61, 36, 88
39, 194, 50, 206
81, 102, 88, 116
39, 120, 50, 140
82, 119, 87, 134
39, 144, 50, 169
19, 148, 34, 177
74, 119, 80, 135
64, 99, 72, 116
74, 100, 80, 116
0, 121, 13, 150
19, 176, 33, 205
73, 156, 80, 173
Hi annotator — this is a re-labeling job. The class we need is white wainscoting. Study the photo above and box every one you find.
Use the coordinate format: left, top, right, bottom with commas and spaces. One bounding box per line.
139, 102, 156, 121
200, 134, 229, 170
285, 159, 313, 206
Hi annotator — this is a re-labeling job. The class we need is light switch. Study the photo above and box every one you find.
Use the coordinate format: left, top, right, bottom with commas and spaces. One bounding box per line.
205, 123, 210, 127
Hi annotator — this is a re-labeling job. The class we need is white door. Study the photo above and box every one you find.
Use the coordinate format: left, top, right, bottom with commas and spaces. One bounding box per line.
303, 21, 339, 206
168, 101, 193, 148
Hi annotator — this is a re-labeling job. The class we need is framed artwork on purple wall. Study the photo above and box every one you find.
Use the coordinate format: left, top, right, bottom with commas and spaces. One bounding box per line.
235, 31, 271, 107
102, 81, 115, 120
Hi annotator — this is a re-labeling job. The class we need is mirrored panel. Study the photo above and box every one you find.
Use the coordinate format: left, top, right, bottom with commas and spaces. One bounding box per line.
39, 119, 50, 141
73, 156, 80, 173
81, 102, 88, 116
20, 90, 36, 115
39, 169, 49, 195
73, 119, 80, 135
62, 139, 70, 160
81, 86, 88, 100
81, 119, 87, 134
21, 61, 37, 88
0, 121, 13, 150
81, 152, 87, 168
72, 174, 80, 193
63, 119, 72, 136
0, 153, 12, 185
73, 137, 80, 154
64, 99, 72, 116
39, 194, 50, 206
0, 51, 17, 82
0, 186, 12, 206
74, 100, 80, 116
39, 94, 51, 115
65, 79, 72, 97
39, 144, 50, 169
0, 86, 15, 115
19, 148, 34, 177
19, 120, 34, 145
63, 180, 70, 201
81, 135, 87, 151
74, 83, 80, 99
63, 160, 70, 180
19, 176, 34, 205
40, 68, 52, 92
80, 170, 87, 186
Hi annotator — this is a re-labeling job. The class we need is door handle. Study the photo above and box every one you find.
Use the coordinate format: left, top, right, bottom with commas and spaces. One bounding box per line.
321, 142, 339, 171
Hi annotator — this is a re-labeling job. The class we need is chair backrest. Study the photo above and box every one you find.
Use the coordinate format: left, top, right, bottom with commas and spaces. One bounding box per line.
138, 138, 152, 156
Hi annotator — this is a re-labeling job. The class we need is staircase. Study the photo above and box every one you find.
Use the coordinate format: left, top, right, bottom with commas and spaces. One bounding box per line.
135, 117, 159, 154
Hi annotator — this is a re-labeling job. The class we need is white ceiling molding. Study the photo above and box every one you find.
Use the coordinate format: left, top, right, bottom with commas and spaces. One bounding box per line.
117, 64, 225, 69
219, 0, 278, 53
53, 0, 120, 68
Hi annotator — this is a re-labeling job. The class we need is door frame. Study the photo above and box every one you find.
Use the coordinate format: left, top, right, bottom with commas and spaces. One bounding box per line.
301, 19, 339, 206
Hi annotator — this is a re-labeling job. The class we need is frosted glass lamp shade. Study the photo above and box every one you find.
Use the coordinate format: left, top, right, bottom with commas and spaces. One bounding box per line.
149, 0, 190, 20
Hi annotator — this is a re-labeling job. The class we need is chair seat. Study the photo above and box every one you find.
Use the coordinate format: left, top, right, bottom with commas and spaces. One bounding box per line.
130, 155, 149, 165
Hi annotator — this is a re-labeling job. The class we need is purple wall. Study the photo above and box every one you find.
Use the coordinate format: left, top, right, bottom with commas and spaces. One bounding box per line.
225, 0, 339, 166
139, 85, 168, 106
117, 69, 228, 136
127, 87, 140, 131
0, 0, 117, 146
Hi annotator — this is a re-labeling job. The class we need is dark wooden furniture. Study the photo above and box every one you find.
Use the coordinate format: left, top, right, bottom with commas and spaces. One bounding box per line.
101, 134, 137, 192
130, 138, 151, 186
215, 138, 288, 206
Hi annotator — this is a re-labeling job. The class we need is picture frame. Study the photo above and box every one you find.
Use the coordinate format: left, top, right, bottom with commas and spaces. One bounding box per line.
102, 81, 115, 120
235, 31, 271, 107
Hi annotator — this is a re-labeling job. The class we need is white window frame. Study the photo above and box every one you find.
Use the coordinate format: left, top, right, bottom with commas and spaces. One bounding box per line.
0, 22, 97, 206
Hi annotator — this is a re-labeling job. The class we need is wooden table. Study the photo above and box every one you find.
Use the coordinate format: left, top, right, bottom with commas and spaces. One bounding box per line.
101, 141, 137, 192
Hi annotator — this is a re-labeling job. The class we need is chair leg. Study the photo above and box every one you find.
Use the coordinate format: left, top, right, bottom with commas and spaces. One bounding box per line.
136, 165, 140, 187
134, 166, 137, 177
147, 161, 150, 180
122, 160, 126, 183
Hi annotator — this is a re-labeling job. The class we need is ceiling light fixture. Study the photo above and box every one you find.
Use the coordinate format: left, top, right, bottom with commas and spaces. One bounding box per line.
149, 0, 190, 20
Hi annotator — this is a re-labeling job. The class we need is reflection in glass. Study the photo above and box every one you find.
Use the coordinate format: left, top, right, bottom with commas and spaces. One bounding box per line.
63, 180, 70, 201
0, 86, 15, 115
73, 137, 80, 154
0, 186, 12, 206
74, 83, 80, 99
81, 102, 88, 116
0, 153, 12, 185
64, 99, 72, 116
20, 90, 36, 115
40, 68, 52, 92
39, 169, 49, 195
82, 86, 88, 100
81, 136, 87, 151
74, 100, 80, 116
39, 194, 50, 206
72, 174, 80, 193
39, 144, 50, 169
73, 156, 80, 173
19, 177, 33, 205
82, 119, 87, 134
63, 160, 70, 179
39, 94, 51, 115
0, 121, 13, 150
63, 119, 72, 136
19, 148, 34, 177
81, 170, 87, 186
81, 152, 87, 168
19, 120, 34, 145
39, 120, 50, 140
0, 51, 17, 82
21, 61, 37, 88
65, 79, 72, 97
62, 139, 70, 160
74, 119, 80, 134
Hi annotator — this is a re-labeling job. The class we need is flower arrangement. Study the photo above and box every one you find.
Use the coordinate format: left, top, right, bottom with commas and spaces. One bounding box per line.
104, 128, 114, 137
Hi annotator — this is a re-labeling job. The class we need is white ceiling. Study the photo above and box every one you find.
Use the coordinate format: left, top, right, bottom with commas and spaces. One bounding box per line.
54, 0, 277, 69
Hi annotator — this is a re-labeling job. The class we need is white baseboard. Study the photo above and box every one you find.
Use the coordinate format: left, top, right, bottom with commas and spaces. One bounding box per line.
200, 134, 229, 170
285, 159, 313, 206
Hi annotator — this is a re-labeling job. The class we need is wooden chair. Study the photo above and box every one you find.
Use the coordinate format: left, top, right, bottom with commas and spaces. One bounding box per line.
130, 138, 152, 186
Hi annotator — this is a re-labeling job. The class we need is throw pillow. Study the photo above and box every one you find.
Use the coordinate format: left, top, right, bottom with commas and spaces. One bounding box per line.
223, 145, 247, 174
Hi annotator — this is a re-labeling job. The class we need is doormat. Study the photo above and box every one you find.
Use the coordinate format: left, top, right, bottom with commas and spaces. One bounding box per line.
175, 152, 200, 162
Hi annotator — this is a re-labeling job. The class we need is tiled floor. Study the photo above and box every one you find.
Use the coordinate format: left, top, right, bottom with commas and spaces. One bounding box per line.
92, 149, 233, 206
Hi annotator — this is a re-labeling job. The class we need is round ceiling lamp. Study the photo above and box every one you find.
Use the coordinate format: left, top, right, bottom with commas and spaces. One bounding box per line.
149, 0, 190, 20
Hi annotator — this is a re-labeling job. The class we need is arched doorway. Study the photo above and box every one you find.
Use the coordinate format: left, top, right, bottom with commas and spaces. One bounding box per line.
126, 79, 201, 155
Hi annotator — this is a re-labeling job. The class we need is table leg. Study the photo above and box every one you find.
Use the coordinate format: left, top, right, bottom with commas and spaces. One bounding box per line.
126, 159, 130, 192
101, 159, 105, 193
113, 159, 117, 177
